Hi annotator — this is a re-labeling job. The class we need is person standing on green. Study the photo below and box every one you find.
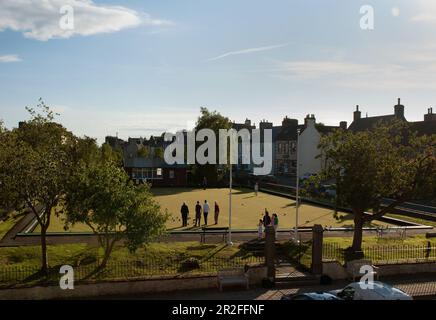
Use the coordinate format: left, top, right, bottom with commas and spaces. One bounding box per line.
272, 213, 279, 237
180, 202, 189, 227
195, 201, 202, 227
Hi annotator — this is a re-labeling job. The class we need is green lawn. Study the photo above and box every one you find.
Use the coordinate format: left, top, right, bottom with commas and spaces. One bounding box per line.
34, 187, 393, 233
386, 213, 436, 227
0, 241, 262, 287
0, 211, 26, 240
324, 234, 436, 247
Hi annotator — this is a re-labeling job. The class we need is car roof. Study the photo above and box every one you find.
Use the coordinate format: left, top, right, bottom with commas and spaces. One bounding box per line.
352, 282, 402, 297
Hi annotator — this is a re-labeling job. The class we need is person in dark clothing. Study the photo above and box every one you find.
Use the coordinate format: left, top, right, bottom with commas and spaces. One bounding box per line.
180, 202, 189, 227
263, 210, 271, 228
214, 202, 220, 225
195, 201, 202, 227
202, 176, 207, 190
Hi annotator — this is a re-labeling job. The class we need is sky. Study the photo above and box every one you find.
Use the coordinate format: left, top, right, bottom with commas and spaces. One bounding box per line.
1, 0, 436, 143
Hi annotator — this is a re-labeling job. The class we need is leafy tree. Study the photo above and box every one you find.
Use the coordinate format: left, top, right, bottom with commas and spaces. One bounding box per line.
137, 147, 149, 158
194, 107, 232, 185
154, 147, 164, 159
0, 99, 78, 273
316, 121, 436, 253
64, 162, 168, 269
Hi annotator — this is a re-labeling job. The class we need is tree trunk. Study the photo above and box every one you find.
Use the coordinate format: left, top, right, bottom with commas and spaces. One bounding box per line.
99, 238, 116, 269
40, 226, 48, 274
351, 212, 364, 252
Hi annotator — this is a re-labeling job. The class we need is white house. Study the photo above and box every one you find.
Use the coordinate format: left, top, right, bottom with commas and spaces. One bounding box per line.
297, 114, 346, 177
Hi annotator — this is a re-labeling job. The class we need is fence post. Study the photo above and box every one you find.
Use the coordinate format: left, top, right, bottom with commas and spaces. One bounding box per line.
311, 224, 324, 275
264, 225, 276, 281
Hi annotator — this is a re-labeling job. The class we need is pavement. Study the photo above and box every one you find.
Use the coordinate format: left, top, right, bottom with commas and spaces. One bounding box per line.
102, 274, 436, 300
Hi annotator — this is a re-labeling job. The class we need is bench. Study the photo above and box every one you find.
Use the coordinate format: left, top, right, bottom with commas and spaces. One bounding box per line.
200, 227, 229, 243
376, 227, 406, 239
426, 232, 436, 239
346, 259, 379, 281
217, 268, 249, 291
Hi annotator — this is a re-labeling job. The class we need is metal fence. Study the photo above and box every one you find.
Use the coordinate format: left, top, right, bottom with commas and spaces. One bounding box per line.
323, 242, 436, 265
0, 255, 264, 287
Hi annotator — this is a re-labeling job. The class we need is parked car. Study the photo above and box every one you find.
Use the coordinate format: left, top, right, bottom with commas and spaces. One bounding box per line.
322, 184, 337, 198
330, 282, 412, 300
281, 292, 341, 300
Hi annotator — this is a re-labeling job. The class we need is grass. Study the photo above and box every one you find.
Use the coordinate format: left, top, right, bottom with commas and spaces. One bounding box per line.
35, 187, 393, 233
386, 213, 436, 227
0, 241, 263, 287
323, 234, 436, 247
0, 211, 26, 240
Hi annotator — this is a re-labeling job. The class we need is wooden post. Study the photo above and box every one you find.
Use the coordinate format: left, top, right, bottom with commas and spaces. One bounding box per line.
264, 226, 276, 281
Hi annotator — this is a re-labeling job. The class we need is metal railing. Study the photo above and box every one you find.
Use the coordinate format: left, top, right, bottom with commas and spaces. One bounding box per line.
323, 242, 436, 265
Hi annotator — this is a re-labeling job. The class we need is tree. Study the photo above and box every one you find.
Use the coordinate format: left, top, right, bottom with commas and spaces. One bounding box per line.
194, 107, 232, 185
0, 100, 78, 273
64, 161, 168, 269
137, 147, 149, 158
316, 121, 436, 253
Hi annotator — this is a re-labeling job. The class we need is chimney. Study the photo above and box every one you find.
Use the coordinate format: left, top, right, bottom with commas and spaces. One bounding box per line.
353, 105, 361, 121
282, 116, 298, 127
245, 118, 251, 127
394, 98, 405, 118
339, 121, 347, 130
260, 120, 273, 130
304, 114, 316, 127
424, 107, 436, 121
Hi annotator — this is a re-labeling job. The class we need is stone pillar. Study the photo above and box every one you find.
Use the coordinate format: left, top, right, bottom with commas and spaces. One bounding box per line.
311, 224, 324, 275
264, 226, 276, 280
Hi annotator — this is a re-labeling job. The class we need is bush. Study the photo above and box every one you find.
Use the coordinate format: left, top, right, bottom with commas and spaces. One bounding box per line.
180, 257, 200, 272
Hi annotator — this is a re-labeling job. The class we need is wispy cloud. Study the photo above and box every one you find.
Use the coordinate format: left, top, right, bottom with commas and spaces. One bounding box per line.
411, 1, 436, 23
0, 0, 173, 41
279, 60, 373, 79
0, 54, 21, 63
206, 43, 288, 62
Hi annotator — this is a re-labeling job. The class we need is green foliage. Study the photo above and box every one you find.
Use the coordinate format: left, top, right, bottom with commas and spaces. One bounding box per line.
137, 147, 148, 158
154, 147, 164, 159
193, 107, 232, 185
317, 120, 436, 251
64, 161, 168, 268
0, 99, 101, 273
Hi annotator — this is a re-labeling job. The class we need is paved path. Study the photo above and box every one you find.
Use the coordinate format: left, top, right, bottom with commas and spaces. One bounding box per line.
104, 274, 436, 300
1, 226, 433, 247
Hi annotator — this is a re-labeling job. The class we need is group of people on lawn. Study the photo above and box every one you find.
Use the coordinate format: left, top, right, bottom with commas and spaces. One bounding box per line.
180, 200, 220, 227
258, 209, 279, 239
180, 201, 279, 238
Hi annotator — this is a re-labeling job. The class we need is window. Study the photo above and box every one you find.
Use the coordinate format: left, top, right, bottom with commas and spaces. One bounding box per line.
338, 287, 355, 300
131, 168, 163, 180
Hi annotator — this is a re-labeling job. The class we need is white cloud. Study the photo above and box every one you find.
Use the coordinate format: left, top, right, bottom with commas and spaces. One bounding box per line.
279, 61, 374, 79
207, 43, 288, 62
275, 54, 436, 89
0, 0, 172, 41
0, 54, 21, 63
411, 1, 436, 23
54, 106, 198, 143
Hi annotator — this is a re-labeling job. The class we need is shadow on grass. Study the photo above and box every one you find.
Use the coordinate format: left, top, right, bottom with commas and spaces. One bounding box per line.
281, 202, 297, 208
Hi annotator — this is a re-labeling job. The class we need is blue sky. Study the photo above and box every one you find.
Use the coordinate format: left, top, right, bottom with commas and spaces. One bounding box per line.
1, 0, 436, 142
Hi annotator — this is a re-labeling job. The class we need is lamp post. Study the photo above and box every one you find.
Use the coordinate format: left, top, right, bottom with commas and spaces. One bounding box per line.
227, 142, 233, 246
294, 128, 301, 243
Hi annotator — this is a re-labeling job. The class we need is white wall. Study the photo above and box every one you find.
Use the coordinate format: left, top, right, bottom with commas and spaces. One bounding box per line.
298, 119, 323, 177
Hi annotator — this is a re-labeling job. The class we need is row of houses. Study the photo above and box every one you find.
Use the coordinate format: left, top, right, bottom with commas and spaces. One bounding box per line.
106, 98, 436, 186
